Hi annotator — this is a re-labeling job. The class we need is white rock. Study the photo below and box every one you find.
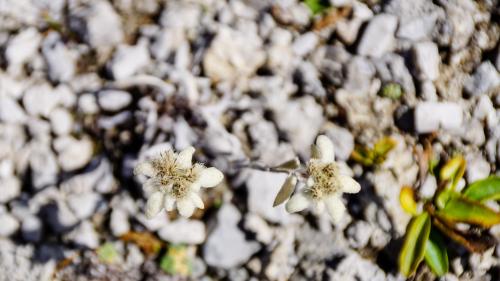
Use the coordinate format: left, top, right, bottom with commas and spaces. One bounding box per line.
5, 27, 42, 69
53, 136, 94, 171
336, 1, 373, 44
136, 213, 169, 232
414, 102, 463, 133
464, 62, 500, 96
344, 56, 376, 95
0, 213, 20, 236
110, 208, 130, 237
466, 154, 490, 183
346, 221, 374, 249
0, 176, 21, 203
108, 41, 150, 80
158, 219, 206, 244
97, 90, 132, 111
244, 214, 273, 244
204, 204, 260, 269
43, 200, 79, 233
329, 251, 387, 281
21, 215, 42, 242
49, 108, 73, 136
78, 93, 99, 114
246, 170, 289, 224
66, 221, 99, 249
420, 175, 437, 199
22, 83, 59, 117
474, 96, 497, 129
292, 32, 318, 56
67, 192, 101, 220
70, 0, 123, 48
357, 14, 398, 57
413, 41, 440, 81
29, 142, 59, 189
0, 96, 27, 124
42, 32, 76, 82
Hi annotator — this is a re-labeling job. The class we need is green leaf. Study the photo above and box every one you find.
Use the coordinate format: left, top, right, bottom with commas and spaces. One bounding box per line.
379, 83, 404, 100
351, 144, 375, 166
97, 242, 119, 264
373, 137, 397, 164
436, 196, 500, 227
399, 212, 431, 277
440, 155, 466, 190
400, 186, 418, 215
273, 174, 297, 207
160, 245, 192, 276
303, 0, 330, 15
424, 230, 448, 276
463, 176, 500, 202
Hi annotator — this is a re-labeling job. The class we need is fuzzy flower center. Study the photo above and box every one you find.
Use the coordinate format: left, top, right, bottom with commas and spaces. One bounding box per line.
150, 151, 198, 199
306, 161, 341, 200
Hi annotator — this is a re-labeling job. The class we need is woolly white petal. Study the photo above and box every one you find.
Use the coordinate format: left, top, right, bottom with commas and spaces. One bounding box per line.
285, 191, 310, 213
164, 194, 175, 211
145, 191, 164, 219
197, 167, 224, 188
316, 135, 335, 163
339, 175, 361, 193
143, 178, 160, 193
324, 195, 346, 223
134, 161, 155, 177
177, 146, 195, 169
177, 198, 196, 217
190, 182, 201, 192
190, 192, 205, 209
306, 177, 315, 187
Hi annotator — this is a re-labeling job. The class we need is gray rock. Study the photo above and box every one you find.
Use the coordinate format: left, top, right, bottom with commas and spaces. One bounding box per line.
42, 200, 79, 233
21, 215, 43, 242
323, 123, 354, 161
346, 221, 374, 249
295, 61, 326, 97
5, 27, 41, 70
344, 56, 376, 95
374, 53, 416, 97
49, 108, 73, 136
110, 208, 129, 237
158, 219, 206, 244
42, 32, 76, 83
69, 0, 123, 48
67, 192, 101, 220
466, 154, 490, 183
357, 14, 398, 57
415, 102, 463, 133
97, 90, 132, 111
246, 170, 289, 224
108, 41, 150, 80
66, 220, 99, 249
53, 136, 93, 171
413, 41, 440, 81
0, 176, 21, 203
292, 32, 318, 56
0, 213, 20, 236
204, 204, 260, 269
464, 62, 500, 96
22, 83, 59, 117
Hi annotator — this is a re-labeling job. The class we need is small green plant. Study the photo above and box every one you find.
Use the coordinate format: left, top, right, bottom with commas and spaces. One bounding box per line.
398, 155, 500, 277
379, 82, 404, 100
350, 137, 397, 167
303, 0, 331, 15
160, 245, 192, 276
96, 242, 119, 264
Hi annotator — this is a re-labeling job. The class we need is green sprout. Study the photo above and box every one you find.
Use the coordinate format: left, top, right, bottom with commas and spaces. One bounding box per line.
160, 245, 192, 276
379, 82, 404, 100
350, 137, 397, 167
398, 155, 500, 277
303, 0, 331, 15
96, 242, 119, 264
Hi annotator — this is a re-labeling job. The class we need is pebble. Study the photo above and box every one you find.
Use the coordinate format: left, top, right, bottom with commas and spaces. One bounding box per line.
346, 221, 373, 249
466, 154, 490, 183
66, 220, 99, 249
110, 208, 130, 237
108, 41, 150, 80
414, 102, 463, 133
42, 32, 76, 83
204, 204, 260, 269
420, 175, 437, 199
344, 56, 376, 95
158, 219, 206, 244
67, 192, 101, 220
5, 27, 42, 70
413, 41, 440, 81
49, 108, 73, 136
22, 83, 59, 117
21, 215, 43, 242
53, 136, 94, 171
0, 96, 27, 124
97, 90, 133, 111
0, 213, 20, 237
323, 123, 354, 161
464, 62, 500, 96
357, 14, 398, 57
0, 176, 21, 203
78, 93, 99, 114
246, 170, 289, 224
292, 32, 318, 56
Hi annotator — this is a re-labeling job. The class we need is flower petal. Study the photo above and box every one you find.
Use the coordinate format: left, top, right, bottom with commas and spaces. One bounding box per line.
339, 175, 361, 193
324, 195, 346, 223
316, 135, 335, 163
177, 146, 195, 169
190, 192, 205, 209
197, 167, 224, 187
134, 161, 155, 177
285, 191, 310, 213
145, 191, 164, 219
164, 194, 175, 211
177, 198, 196, 217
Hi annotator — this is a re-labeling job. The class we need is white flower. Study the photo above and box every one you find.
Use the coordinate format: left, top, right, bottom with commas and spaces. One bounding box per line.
134, 146, 224, 218
284, 135, 361, 222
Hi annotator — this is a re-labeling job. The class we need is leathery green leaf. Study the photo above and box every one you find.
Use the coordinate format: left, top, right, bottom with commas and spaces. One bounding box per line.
463, 176, 500, 202
440, 155, 466, 190
424, 229, 448, 276
437, 196, 500, 227
399, 212, 431, 277
373, 137, 397, 161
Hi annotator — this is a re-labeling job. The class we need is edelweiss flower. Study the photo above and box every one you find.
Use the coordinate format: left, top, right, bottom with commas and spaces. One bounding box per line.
284, 135, 361, 222
134, 146, 224, 218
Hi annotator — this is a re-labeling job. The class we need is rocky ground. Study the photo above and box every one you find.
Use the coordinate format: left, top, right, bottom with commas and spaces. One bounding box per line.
0, 0, 499, 280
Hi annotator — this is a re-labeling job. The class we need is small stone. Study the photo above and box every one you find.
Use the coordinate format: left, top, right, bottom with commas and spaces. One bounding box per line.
49, 108, 73, 136
69, 0, 123, 48
329, 251, 387, 281
41, 201, 79, 233
0, 96, 27, 124
415, 102, 463, 133
29, 142, 59, 189
5, 27, 42, 70
357, 14, 398, 57
0, 176, 21, 203
54, 136, 94, 171
464, 62, 500, 96
97, 90, 132, 111
292, 32, 318, 56
461, 119, 485, 146
344, 56, 376, 95
22, 83, 59, 117
413, 41, 440, 81
244, 214, 273, 244
108, 41, 150, 80
466, 154, 490, 183
78, 93, 99, 114
67, 192, 101, 220
323, 123, 354, 161
246, 170, 289, 224
0, 213, 20, 236
420, 80, 438, 101
22, 215, 42, 242
474, 96, 497, 129
158, 219, 206, 244
42, 32, 76, 82
66, 220, 99, 249
110, 208, 130, 237
204, 204, 260, 269
346, 221, 373, 249
419, 175, 437, 199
